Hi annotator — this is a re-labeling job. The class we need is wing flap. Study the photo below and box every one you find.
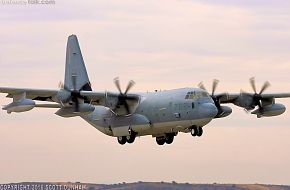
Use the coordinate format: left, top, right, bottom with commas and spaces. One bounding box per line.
80, 91, 107, 105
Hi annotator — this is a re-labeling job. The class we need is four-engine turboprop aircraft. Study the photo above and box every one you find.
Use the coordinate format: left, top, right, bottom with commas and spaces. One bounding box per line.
1, 35, 290, 145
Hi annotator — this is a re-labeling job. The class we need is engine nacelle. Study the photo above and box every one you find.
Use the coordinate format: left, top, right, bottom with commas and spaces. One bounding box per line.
55, 103, 95, 117
55, 89, 71, 103
251, 103, 286, 118
3, 99, 35, 114
105, 92, 140, 116
215, 106, 232, 118
233, 94, 254, 110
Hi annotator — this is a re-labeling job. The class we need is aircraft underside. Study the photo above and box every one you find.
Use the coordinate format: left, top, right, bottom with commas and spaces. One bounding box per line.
82, 111, 213, 145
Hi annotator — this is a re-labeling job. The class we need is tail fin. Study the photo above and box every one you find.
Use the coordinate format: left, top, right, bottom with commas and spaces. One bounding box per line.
64, 35, 92, 91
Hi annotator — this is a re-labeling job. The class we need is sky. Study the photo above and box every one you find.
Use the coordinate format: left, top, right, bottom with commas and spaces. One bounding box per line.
1, 0, 290, 185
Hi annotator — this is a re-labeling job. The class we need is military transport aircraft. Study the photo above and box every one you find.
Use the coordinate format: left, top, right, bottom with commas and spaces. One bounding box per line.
1, 35, 290, 145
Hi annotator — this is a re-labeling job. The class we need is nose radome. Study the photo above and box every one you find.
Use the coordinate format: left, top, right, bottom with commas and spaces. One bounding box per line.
200, 103, 218, 118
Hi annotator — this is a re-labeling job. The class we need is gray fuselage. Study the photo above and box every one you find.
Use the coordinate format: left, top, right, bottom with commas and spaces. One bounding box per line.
82, 88, 218, 138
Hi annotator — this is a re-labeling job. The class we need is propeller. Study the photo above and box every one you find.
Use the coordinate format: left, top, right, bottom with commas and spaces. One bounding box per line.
212, 79, 219, 97
241, 77, 271, 110
198, 79, 222, 113
113, 77, 137, 115
198, 82, 206, 91
59, 75, 83, 113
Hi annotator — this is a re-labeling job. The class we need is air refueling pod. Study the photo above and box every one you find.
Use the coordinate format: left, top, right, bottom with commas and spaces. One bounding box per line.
251, 103, 286, 118
3, 99, 35, 114
2, 92, 36, 114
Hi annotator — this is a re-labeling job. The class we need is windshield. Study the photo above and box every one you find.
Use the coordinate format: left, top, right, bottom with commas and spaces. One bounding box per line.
185, 91, 209, 100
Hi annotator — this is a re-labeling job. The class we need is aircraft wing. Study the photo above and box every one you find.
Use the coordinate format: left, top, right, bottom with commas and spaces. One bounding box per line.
0, 87, 111, 105
0, 87, 59, 102
0, 87, 139, 104
217, 92, 290, 104
260, 93, 290, 98
80, 91, 140, 104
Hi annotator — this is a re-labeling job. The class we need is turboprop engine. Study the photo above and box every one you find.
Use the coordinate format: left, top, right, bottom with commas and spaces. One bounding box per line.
2, 99, 35, 114
55, 103, 95, 118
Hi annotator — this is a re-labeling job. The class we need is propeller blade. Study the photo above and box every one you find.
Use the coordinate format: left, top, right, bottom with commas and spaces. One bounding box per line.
243, 108, 251, 114
124, 101, 130, 114
257, 100, 262, 109
73, 97, 80, 113
249, 77, 257, 94
58, 82, 64, 89
259, 81, 270, 94
212, 79, 219, 96
72, 75, 77, 91
124, 80, 135, 94
114, 77, 122, 94
198, 82, 206, 91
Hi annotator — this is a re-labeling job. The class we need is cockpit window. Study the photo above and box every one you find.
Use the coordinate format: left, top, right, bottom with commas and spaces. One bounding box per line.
202, 92, 209, 97
185, 91, 209, 100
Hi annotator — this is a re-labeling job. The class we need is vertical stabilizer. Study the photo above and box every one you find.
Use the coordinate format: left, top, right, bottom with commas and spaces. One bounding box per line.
64, 35, 92, 91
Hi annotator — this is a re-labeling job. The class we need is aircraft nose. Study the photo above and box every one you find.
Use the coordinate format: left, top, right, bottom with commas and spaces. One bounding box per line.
200, 103, 218, 118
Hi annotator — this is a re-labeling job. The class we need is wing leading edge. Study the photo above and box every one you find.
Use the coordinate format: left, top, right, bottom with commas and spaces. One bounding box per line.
217, 92, 290, 104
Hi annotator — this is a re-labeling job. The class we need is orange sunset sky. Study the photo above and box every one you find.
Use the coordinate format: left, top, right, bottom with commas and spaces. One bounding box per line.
0, 0, 290, 185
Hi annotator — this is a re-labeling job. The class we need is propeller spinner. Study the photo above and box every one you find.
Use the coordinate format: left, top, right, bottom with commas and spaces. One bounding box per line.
113, 77, 137, 115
